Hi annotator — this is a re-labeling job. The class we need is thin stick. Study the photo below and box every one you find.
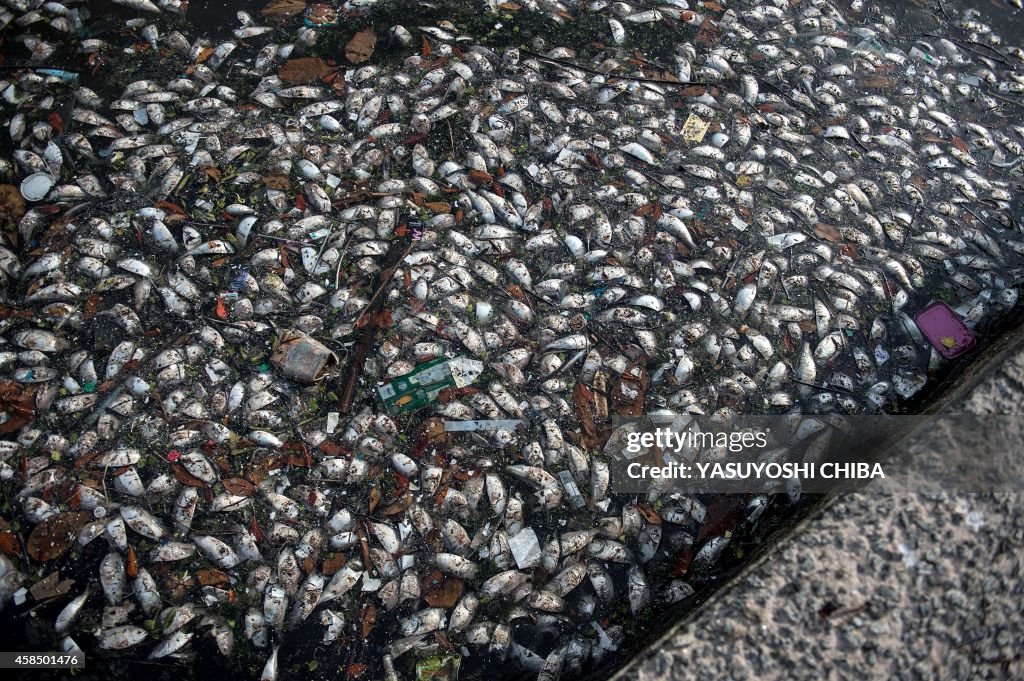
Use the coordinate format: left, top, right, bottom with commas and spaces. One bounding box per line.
255, 232, 315, 246
520, 49, 709, 88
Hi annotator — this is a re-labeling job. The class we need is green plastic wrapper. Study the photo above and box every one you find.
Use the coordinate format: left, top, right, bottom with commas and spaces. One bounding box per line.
377, 357, 484, 413
415, 654, 461, 680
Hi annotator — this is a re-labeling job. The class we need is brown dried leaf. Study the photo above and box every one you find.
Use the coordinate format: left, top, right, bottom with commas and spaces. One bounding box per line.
672, 546, 695, 576
573, 382, 605, 450
423, 201, 451, 214
83, 294, 100, 321
345, 28, 376, 65
221, 477, 256, 497
0, 531, 20, 557
413, 418, 449, 458
813, 223, 843, 242
197, 567, 230, 586
505, 284, 527, 301
26, 512, 90, 563
359, 601, 377, 638
695, 16, 718, 46
0, 185, 27, 223
468, 169, 494, 184
420, 568, 445, 592
171, 463, 207, 488
0, 379, 36, 434
126, 544, 138, 578
260, 0, 306, 18
262, 174, 292, 191
279, 57, 333, 84
859, 75, 895, 89
424, 528, 444, 553
434, 631, 457, 652
245, 451, 282, 484
424, 577, 463, 608
374, 308, 393, 329
318, 441, 349, 457
195, 46, 215, 64
47, 112, 64, 132
322, 553, 347, 575
637, 502, 663, 524
380, 491, 413, 516
696, 495, 744, 542
29, 572, 74, 600
952, 136, 969, 153
155, 199, 187, 216
368, 486, 381, 513
839, 243, 859, 259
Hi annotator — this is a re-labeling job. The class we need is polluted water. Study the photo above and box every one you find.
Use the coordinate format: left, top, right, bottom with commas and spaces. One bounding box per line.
1, 0, 1024, 680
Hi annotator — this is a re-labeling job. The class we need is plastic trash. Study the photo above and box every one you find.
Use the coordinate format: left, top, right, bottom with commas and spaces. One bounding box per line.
270, 330, 338, 383
557, 471, 586, 510
20, 173, 54, 201
508, 527, 542, 569
378, 357, 484, 413
681, 114, 710, 144
304, 3, 339, 26
415, 655, 461, 681
35, 68, 79, 83
914, 301, 976, 359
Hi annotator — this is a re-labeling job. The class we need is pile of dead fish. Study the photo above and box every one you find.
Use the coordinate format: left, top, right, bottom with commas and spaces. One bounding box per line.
2, 0, 1024, 679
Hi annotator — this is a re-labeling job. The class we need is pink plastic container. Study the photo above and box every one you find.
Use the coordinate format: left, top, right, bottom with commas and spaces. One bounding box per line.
914, 301, 976, 359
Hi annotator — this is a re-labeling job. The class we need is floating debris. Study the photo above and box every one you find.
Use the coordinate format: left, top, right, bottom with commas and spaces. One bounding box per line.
270, 330, 338, 384
378, 357, 485, 413
19, 172, 53, 201
915, 301, 978, 358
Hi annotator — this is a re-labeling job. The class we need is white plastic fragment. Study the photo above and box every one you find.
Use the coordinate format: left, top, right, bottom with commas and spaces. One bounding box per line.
508, 528, 541, 570
443, 419, 526, 432
321, 610, 344, 643
20, 173, 54, 201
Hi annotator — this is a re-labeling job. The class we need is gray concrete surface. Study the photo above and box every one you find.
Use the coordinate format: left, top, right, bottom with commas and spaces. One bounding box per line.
614, 333, 1024, 681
